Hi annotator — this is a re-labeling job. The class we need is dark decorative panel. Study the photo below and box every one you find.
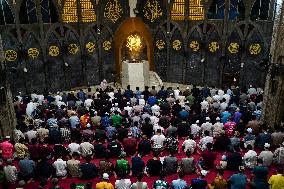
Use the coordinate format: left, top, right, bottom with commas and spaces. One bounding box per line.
2, 34, 25, 94
0, 0, 14, 25
169, 29, 183, 83
20, 0, 37, 24
46, 33, 65, 92
64, 30, 83, 88
251, 0, 270, 20
243, 30, 265, 86
100, 25, 115, 82
153, 29, 167, 81
41, 0, 59, 23
84, 31, 99, 86
204, 28, 221, 86
185, 28, 202, 85
23, 33, 45, 93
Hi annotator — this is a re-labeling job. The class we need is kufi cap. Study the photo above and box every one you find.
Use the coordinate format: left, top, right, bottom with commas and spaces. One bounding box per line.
201, 170, 208, 176
196, 120, 199, 124
120, 151, 126, 157
239, 166, 245, 171
103, 173, 109, 180
247, 128, 253, 133
5, 136, 10, 139
86, 123, 91, 128
186, 87, 190, 89
206, 117, 210, 121
115, 103, 118, 106
216, 117, 220, 121
264, 143, 270, 148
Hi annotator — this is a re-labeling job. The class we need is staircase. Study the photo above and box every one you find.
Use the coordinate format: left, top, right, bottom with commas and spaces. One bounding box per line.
149, 71, 163, 90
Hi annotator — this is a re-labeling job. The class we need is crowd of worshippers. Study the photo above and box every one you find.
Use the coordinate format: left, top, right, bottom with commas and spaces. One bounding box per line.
0, 83, 284, 189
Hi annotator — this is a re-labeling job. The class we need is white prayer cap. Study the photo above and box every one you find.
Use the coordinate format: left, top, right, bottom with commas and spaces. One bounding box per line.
196, 120, 199, 124
282, 142, 284, 146
250, 85, 253, 88
102, 173, 109, 180
115, 103, 118, 106
201, 170, 208, 176
264, 143, 270, 148
206, 117, 210, 121
5, 136, 10, 139
86, 123, 91, 128
127, 102, 130, 105
57, 91, 60, 94
221, 155, 227, 160
216, 117, 220, 121
186, 87, 190, 89
247, 128, 253, 133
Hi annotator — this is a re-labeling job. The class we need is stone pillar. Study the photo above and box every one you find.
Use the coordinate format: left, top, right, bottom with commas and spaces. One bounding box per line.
262, 2, 284, 127
129, 0, 138, 17
0, 34, 17, 138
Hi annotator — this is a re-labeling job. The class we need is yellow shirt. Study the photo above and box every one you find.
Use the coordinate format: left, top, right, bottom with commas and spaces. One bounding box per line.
96, 181, 114, 189
268, 174, 284, 189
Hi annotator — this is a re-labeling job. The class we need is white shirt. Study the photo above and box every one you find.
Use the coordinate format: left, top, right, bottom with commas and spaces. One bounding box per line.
54, 95, 62, 102
220, 102, 228, 111
80, 142, 94, 157
247, 87, 257, 95
199, 136, 213, 150
57, 101, 66, 108
151, 134, 166, 146
25, 130, 37, 143
150, 115, 159, 126
115, 179, 132, 189
258, 150, 274, 166
213, 95, 221, 102
223, 94, 231, 104
151, 104, 160, 114
53, 159, 67, 177
201, 122, 213, 134
37, 94, 45, 104
213, 122, 224, 136
244, 150, 257, 161
4, 165, 17, 183
139, 99, 145, 106
182, 139, 196, 152
68, 143, 81, 155
124, 106, 133, 113
31, 93, 38, 100
190, 124, 201, 136
84, 98, 93, 109
200, 100, 209, 111
218, 89, 224, 97
174, 89, 180, 100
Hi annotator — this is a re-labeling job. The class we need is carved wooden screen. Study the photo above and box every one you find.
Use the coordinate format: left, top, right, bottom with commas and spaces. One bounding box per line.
20, 0, 37, 24
153, 29, 167, 81
41, 0, 59, 23
0, 0, 14, 25
23, 33, 45, 93
185, 27, 202, 85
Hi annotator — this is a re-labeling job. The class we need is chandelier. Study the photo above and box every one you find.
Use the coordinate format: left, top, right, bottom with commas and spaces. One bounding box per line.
126, 34, 143, 52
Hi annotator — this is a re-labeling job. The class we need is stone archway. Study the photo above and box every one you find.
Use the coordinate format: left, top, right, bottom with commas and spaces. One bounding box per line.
114, 17, 154, 81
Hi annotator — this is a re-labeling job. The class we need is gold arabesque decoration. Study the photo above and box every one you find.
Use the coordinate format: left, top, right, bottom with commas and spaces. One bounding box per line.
68, 43, 79, 54
104, 0, 123, 23
28, 48, 39, 59
48, 45, 60, 57
249, 43, 261, 55
189, 40, 200, 52
228, 42, 239, 54
4, 50, 17, 61
208, 42, 220, 53
143, 0, 163, 23
126, 34, 143, 52
103, 41, 112, 51
156, 40, 165, 50
86, 42, 96, 53
172, 40, 182, 50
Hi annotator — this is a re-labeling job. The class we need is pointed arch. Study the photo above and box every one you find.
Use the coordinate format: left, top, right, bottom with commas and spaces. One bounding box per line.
62, 0, 96, 23
41, 0, 59, 23
20, 0, 37, 24
0, 0, 15, 25
250, 0, 270, 20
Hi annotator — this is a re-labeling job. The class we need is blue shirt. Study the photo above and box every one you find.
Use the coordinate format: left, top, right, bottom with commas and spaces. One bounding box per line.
148, 96, 157, 106
69, 115, 79, 129
229, 173, 247, 189
172, 179, 187, 189
221, 111, 231, 123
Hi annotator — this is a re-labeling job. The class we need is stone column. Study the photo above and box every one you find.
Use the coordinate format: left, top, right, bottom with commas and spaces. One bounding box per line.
0, 34, 17, 138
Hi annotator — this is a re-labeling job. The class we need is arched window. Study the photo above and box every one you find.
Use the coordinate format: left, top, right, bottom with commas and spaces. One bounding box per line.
0, 0, 15, 25
41, 0, 59, 23
62, 0, 96, 23
20, 0, 37, 24
208, 0, 245, 20
250, 0, 270, 20
171, 0, 204, 20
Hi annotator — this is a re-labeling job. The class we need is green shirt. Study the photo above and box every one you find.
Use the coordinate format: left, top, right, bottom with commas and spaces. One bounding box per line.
111, 114, 122, 127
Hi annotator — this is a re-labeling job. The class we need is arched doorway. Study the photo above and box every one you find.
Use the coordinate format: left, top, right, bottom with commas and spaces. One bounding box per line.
114, 17, 154, 82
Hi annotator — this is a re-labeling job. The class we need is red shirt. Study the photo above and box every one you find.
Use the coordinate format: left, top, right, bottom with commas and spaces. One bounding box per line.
122, 138, 137, 156
224, 121, 236, 136
0, 141, 14, 159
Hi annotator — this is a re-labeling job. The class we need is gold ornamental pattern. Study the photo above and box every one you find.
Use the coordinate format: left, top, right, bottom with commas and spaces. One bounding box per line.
249, 43, 261, 55
172, 40, 182, 51
208, 41, 220, 53
228, 42, 239, 54
103, 40, 112, 51
143, 0, 163, 23
68, 43, 79, 54
155, 40, 165, 50
189, 40, 200, 52
48, 45, 60, 57
104, 0, 123, 23
28, 48, 39, 59
5, 50, 17, 61
86, 42, 96, 53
